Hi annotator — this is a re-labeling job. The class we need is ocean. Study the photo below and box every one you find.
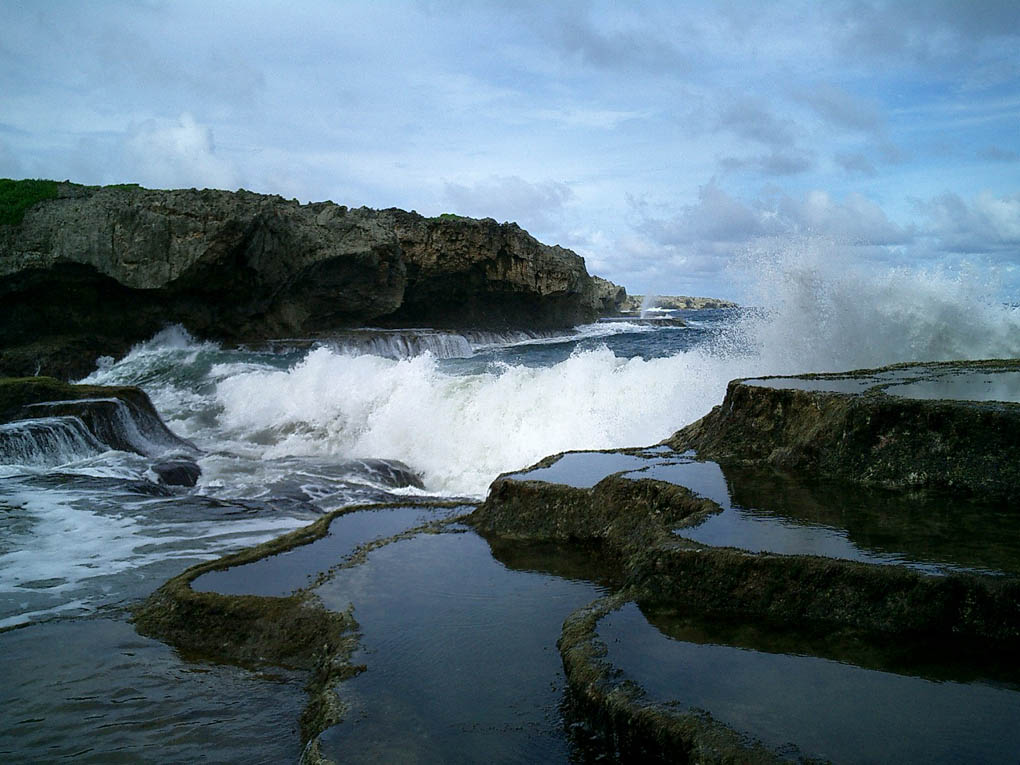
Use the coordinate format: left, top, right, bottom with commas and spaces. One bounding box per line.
3, 254, 1020, 761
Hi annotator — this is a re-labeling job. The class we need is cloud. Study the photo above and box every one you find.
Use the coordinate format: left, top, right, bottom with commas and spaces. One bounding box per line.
442, 175, 574, 231
796, 83, 882, 133
832, 0, 1020, 66
979, 146, 1020, 162
918, 191, 1020, 253
835, 152, 877, 175
720, 150, 816, 176
552, 10, 690, 73
642, 181, 765, 245
717, 96, 796, 147
642, 181, 911, 248
123, 113, 240, 190
776, 190, 913, 245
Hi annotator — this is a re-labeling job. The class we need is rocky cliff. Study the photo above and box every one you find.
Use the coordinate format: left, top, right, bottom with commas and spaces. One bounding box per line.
0, 181, 625, 378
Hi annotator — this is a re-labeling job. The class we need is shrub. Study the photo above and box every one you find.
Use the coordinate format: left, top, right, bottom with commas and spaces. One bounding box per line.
0, 178, 59, 226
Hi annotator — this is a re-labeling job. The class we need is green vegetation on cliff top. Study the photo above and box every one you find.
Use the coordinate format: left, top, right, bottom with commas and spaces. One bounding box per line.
0, 178, 59, 225
0, 179, 152, 226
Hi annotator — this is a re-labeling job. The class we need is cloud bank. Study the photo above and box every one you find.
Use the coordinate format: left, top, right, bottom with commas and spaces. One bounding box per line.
0, 0, 1016, 300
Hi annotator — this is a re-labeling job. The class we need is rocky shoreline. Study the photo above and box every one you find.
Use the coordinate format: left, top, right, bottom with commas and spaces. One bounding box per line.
471, 361, 1020, 761
5, 359, 1008, 761
4, 178, 1017, 760
0, 180, 626, 378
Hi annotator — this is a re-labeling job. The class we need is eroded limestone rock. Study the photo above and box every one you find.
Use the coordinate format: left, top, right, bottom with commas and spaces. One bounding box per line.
0, 182, 624, 377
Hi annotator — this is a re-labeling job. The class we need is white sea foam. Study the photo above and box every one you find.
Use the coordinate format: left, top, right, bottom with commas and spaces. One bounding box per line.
0, 417, 107, 467
202, 246, 1020, 496
7, 241, 1018, 627
0, 484, 311, 624
728, 239, 1020, 371
77, 243, 1020, 500
209, 345, 742, 496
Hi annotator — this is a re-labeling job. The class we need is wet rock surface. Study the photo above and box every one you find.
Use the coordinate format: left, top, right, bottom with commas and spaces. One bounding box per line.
471, 360, 1020, 762
40, 359, 1016, 762
0, 375, 204, 499
668, 359, 1020, 500
150, 457, 202, 487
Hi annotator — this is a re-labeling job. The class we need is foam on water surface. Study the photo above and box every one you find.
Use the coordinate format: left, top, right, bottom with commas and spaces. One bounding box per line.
3, 243, 1019, 757
0, 479, 313, 627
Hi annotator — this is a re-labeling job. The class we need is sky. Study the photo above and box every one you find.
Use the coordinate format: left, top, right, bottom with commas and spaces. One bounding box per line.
1, 0, 1018, 301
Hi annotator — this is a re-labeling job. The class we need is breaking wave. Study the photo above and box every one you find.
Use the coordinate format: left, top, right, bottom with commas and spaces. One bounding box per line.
81, 242, 1020, 497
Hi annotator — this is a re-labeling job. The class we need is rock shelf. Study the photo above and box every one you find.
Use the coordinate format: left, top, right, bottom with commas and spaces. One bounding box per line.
472, 360, 1020, 762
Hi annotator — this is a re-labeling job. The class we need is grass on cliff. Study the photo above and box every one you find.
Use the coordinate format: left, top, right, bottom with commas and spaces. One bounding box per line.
0, 178, 59, 225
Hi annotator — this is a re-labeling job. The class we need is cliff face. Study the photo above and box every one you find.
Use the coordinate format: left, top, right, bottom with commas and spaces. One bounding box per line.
380, 209, 615, 329
0, 183, 624, 377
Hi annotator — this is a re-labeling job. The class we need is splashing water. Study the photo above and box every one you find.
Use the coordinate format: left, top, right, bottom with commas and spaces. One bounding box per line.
729, 239, 1020, 372
77, 242, 1020, 497
639, 294, 660, 318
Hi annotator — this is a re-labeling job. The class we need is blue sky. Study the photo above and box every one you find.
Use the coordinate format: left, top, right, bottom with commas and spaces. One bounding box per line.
1, 0, 1018, 300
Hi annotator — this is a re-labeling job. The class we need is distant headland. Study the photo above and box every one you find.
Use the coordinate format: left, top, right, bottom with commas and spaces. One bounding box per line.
619, 294, 738, 313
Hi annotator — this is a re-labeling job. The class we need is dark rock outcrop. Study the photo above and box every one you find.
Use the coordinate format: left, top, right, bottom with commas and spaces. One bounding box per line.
0, 376, 199, 480
590, 276, 628, 316
0, 182, 623, 377
668, 360, 1020, 501
151, 458, 202, 487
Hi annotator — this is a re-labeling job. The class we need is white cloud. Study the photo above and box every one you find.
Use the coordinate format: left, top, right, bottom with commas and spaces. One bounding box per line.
551, 10, 691, 73
1, 1, 1018, 298
644, 181, 765, 244
442, 175, 573, 231
919, 191, 1020, 254
835, 152, 877, 175
796, 83, 883, 133
123, 113, 240, 190
640, 182, 913, 252
776, 191, 913, 245
720, 150, 816, 176
716, 95, 797, 147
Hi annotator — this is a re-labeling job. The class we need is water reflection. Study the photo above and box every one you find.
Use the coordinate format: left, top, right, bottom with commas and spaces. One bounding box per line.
313, 529, 606, 763
598, 602, 1020, 764
621, 459, 1020, 575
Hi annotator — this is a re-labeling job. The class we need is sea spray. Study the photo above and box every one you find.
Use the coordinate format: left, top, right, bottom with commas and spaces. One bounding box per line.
209, 345, 731, 496
78, 244, 1020, 498
639, 294, 660, 318
726, 237, 1020, 372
